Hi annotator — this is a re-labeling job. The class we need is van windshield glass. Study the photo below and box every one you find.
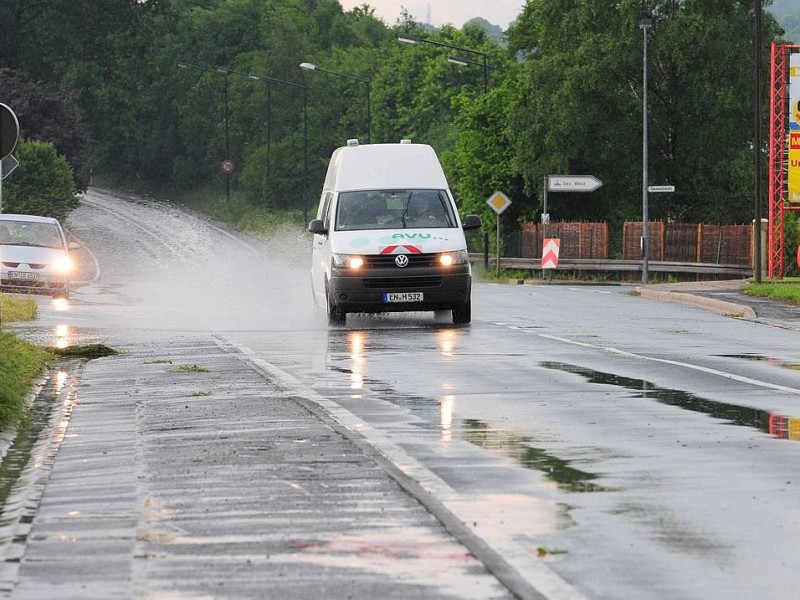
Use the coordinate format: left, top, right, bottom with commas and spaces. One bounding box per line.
334, 190, 456, 231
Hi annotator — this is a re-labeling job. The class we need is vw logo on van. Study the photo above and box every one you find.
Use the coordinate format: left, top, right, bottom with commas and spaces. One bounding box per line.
394, 254, 409, 268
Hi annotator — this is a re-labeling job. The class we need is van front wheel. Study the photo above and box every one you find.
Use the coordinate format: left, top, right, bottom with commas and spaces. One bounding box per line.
452, 300, 471, 325
327, 289, 346, 326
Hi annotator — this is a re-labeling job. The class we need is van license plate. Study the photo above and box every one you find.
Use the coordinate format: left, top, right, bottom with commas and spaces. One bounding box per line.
9, 271, 38, 281
384, 292, 423, 303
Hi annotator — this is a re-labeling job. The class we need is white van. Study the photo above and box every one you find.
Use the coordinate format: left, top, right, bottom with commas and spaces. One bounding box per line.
308, 140, 481, 326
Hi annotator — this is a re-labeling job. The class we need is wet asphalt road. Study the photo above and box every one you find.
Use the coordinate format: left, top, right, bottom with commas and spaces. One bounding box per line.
3, 188, 800, 599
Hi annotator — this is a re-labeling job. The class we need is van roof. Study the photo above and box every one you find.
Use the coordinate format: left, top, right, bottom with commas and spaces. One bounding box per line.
324, 143, 449, 192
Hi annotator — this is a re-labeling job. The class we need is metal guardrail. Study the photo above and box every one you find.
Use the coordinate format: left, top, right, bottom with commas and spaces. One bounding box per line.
470, 255, 753, 277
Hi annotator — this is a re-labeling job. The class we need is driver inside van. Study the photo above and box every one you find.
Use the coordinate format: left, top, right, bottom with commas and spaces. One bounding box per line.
336, 194, 366, 230
407, 192, 446, 227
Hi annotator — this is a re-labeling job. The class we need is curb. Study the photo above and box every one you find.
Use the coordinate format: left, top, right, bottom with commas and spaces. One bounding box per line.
635, 287, 757, 319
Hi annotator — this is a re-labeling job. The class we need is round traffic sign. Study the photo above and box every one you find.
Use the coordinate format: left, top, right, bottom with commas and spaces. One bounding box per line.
221, 159, 235, 174
0, 103, 20, 160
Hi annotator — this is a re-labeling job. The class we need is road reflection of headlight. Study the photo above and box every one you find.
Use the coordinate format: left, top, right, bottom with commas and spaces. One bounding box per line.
53, 254, 73, 274
54, 370, 68, 392
438, 328, 457, 356
349, 331, 366, 391
440, 395, 455, 443
52, 298, 69, 311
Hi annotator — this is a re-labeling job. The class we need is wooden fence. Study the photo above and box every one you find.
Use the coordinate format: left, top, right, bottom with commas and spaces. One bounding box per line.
520, 222, 608, 259
517, 221, 753, 267
622, 222, 752, 264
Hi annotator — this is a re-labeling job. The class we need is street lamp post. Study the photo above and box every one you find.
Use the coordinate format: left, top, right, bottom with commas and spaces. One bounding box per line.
399, 34, 497, 269
178, 61, 232, 202
179, 61, 309, 215
241, 70, 308, 213
300, 62, 371, 143
640, 17, 651, 284
221, 68, 231, 203
753, 0, 763, 283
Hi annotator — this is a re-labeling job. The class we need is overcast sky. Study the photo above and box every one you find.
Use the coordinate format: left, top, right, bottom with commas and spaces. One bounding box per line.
338, 0, 526, 29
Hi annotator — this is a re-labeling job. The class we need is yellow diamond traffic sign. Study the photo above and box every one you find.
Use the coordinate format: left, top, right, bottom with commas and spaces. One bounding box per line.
486, 191, 511, 215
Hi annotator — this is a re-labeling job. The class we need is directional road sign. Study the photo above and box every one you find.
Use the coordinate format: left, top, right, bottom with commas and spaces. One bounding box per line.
647, 185, 675, 193
547, 175, 603, 193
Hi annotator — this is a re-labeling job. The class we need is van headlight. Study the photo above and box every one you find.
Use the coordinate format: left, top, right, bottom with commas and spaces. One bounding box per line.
53, 254, 73, 274
332, 254, 365, 270
438, 250, 469, 267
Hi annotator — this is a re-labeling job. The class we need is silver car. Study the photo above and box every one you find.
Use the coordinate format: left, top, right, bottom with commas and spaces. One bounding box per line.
0, 214, 77, 298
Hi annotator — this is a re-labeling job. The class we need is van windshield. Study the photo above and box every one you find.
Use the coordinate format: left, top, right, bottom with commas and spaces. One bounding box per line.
334, 189, 457, 231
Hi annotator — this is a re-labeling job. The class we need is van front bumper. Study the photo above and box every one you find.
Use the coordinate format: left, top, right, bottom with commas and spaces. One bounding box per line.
328, 264, 471, 313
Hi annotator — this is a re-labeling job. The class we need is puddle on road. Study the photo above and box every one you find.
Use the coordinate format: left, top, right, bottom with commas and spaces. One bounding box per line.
718, 353, 800, 371
540, 362, 800, 442
0, 362, 80, 555
459, 419, 609, 492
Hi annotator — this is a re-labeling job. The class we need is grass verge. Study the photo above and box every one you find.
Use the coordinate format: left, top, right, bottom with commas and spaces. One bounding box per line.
1, 294, 118, 430
0, 294, 38, 324
0, 332, 51, 429
741, 279, 800, 305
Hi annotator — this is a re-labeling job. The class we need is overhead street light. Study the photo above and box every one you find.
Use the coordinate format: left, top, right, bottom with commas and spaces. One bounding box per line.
300, 62, 371, 143
398, 34, 491, 93
446, 56, 470, 67
397, 34, 422, 45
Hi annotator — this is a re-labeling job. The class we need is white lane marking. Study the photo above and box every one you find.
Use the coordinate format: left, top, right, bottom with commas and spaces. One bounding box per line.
534, 332, 800, 396
222, 336, 588, 600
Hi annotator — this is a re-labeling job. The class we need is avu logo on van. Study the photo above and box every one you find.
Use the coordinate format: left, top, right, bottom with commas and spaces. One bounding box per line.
392, 233, 431, 240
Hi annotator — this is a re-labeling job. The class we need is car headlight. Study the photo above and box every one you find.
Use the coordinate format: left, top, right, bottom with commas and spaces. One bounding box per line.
438, 250, 469, 267
53, 254, 73, 274
332, 254, 365, 270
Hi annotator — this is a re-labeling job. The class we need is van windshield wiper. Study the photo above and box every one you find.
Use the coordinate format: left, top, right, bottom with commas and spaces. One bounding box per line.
400, 203, 410, 228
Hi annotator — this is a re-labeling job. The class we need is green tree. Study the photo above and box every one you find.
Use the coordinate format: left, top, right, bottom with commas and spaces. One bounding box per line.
445, 79, 526, 255
0, 68, 92, 191
3, 139, 78, 221
506, 0, 783, 254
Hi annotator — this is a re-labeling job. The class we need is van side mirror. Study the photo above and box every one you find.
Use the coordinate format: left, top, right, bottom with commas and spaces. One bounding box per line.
461, 215, 482, 231
308, 219, 328, 235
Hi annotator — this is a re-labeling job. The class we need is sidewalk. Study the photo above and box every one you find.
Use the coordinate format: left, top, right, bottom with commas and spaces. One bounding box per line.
3, 337, 522, 600
635, 279, 800, 331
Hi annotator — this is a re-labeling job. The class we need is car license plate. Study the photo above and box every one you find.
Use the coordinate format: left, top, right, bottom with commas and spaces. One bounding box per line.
384, 292, 423, 303
8, 271, 38, 281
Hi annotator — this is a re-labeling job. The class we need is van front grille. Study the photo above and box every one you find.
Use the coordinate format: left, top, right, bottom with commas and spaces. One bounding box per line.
363, 276, 442, 289
366, 254, 440, 268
